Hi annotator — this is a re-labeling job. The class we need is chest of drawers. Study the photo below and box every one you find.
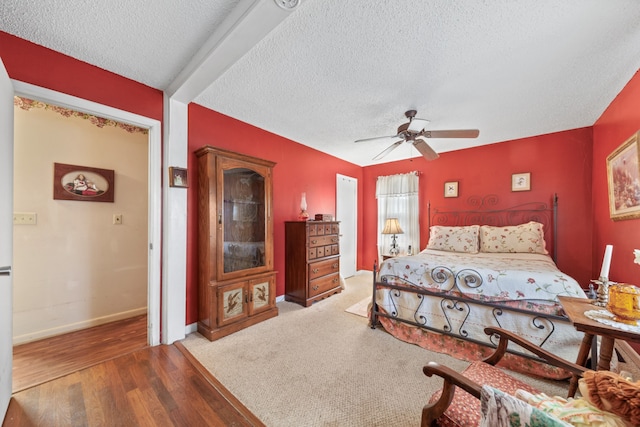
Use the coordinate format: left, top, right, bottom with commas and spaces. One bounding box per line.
285, 221, 341, 307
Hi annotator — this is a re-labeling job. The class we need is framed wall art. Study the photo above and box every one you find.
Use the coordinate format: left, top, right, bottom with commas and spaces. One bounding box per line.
444, 181, 458, 198
511, 173, 531, 192
606, 131, 640, 221
53, 163, 114, 202
169, 167, 188, 188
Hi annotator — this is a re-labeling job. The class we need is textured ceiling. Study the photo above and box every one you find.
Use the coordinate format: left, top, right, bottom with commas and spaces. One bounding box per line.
2, 0, 640, 166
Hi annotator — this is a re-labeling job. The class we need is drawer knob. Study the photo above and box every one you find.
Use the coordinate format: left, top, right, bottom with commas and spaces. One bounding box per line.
332, 278, 338, 283
332, 263, 338, 268
311, 239, 317, 244
312, 268, 319, 273
312, 285, 319, 291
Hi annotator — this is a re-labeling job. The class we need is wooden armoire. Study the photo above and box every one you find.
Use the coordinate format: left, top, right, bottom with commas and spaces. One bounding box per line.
195, 146, 278, 341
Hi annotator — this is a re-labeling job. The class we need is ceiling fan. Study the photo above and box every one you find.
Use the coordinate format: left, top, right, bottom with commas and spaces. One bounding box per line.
355, 110, 479, 161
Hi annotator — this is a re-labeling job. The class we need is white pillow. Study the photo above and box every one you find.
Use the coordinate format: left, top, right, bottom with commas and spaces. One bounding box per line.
427, 225, 479, 254
479, 221, 548, 254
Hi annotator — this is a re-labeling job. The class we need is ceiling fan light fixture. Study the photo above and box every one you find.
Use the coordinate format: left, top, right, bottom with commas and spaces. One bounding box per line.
356, 109, 478, 162
407, 118, 429, 133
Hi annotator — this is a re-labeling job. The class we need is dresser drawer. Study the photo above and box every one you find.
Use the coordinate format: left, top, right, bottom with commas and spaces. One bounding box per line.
308, 273, 340, 297
308, 223, 320, 236
308, 257, 340, 280
309, 234, 338, 248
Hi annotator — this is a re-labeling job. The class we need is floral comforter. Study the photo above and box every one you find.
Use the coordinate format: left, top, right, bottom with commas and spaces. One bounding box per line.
374, 250, 587, 378
378, 249, 586, 304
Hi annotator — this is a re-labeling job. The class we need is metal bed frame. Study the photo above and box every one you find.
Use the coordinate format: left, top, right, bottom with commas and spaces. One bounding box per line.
369, 194, 575, 362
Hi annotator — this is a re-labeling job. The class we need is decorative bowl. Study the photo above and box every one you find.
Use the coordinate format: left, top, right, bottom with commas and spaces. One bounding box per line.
608, 283, 640, 325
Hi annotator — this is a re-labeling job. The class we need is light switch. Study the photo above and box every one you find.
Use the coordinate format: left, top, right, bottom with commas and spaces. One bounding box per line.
13, 212, 37, 225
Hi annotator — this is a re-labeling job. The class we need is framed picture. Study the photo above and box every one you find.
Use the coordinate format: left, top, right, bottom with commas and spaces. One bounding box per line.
511, 173, 531, 192
606, 131, 640, 221
53, 163, 114, 202
169, 167, 188, 188
444, 181, 458, 198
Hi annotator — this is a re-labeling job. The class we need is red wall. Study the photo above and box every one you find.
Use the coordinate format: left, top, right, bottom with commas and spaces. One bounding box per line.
361, 128, 594, 286
0, 32, 162, 120
187, 104, 363, 324
592, 69, 640, 284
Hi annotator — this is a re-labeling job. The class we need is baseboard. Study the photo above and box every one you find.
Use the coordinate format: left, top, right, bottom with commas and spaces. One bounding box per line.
185, 322, 198, 335
12, 307, 148, 345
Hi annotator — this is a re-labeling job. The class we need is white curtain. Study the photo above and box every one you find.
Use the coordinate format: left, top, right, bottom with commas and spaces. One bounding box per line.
376, 172, 420, 260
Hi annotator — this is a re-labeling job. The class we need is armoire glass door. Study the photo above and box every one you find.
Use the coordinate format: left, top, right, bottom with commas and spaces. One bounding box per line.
217, 158, 270, 280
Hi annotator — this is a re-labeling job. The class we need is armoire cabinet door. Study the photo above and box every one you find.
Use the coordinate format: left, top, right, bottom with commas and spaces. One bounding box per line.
249, 275, 275, 315
217, 281, 248, 327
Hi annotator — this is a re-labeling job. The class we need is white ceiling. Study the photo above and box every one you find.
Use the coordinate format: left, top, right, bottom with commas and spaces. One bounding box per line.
2, 0, 640, 166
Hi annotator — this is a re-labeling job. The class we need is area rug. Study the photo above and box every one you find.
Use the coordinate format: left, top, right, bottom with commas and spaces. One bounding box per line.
345, 296, 370, 318
180, 271, 569, 426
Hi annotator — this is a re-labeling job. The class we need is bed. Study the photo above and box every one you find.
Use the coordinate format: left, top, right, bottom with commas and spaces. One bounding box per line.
370, 194, 587, 379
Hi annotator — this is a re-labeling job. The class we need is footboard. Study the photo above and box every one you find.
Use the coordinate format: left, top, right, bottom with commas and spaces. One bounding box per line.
370, 262, 574, 363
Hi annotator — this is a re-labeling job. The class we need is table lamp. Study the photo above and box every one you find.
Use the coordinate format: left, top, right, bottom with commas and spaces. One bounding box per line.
382, 218, 403, 256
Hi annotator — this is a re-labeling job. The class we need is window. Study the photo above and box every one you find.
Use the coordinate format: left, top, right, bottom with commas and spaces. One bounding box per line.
376, 172, 420, 258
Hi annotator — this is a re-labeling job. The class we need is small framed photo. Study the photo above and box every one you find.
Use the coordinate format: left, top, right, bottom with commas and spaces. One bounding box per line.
444, 181, 458, 198
511, 173, 531, 192
169, 167, 188, 188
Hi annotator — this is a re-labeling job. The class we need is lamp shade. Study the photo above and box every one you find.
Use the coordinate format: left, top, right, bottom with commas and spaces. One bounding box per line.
382, 218, 403, 235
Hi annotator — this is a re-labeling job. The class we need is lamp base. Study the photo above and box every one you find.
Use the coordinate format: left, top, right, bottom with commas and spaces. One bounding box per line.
389, 234, 399, 256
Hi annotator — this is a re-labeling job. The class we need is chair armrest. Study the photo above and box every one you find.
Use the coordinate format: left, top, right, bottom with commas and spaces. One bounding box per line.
482, 327, 588, 376
421, 362, 482, 427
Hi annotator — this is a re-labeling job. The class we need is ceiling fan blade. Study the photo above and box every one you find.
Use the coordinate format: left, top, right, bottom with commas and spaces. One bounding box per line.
354, 133, 402, 143
407, 118, 429, 133
422, 129, 479, 139
412, 138, 439, 161
372, 140, 403, 161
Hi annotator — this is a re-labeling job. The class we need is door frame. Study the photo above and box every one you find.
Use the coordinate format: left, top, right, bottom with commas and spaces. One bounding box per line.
12, 80, 162, 346
336, 173, 357, 278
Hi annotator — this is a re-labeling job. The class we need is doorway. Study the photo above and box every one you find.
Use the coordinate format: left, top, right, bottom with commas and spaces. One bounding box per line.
336, 174, 357, 278
12, 81, 161, 346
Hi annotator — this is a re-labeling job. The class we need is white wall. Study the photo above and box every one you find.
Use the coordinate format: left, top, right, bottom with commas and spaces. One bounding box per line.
12, 101, 148, 344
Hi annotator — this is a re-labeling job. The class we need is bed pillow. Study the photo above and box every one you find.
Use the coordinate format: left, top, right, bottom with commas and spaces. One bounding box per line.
479, 221, 548, 254
427, 225, 479, 254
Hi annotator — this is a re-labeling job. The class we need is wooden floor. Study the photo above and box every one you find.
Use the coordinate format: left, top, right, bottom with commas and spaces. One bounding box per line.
5, 317, 263, 426
12, 314, 148, 392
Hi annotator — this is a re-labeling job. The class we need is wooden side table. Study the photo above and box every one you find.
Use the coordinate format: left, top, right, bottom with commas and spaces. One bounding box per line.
558, 295, 640, 397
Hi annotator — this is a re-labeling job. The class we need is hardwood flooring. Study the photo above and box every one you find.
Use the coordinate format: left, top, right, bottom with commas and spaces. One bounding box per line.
12, 314, 148, 393
5, 316, 263, 426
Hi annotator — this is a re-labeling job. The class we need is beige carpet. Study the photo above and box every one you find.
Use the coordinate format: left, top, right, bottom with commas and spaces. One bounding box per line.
181, 271, 575, 426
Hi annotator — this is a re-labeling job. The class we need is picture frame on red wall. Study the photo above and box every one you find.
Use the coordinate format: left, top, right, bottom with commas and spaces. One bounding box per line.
606, 131, 640, 221
511, 172, 531, 192
444, 181, 458, 198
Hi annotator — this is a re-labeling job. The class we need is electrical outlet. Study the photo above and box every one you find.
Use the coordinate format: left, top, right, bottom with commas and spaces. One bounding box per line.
13, 212, 37, 225
113, 214, 123, 225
